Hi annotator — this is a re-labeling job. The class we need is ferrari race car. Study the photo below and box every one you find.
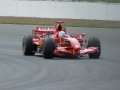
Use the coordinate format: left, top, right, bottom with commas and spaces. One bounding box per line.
22, 21, 101, 59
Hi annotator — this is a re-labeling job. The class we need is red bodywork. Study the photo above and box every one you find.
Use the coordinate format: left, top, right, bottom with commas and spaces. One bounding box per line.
32, 21, 99, 57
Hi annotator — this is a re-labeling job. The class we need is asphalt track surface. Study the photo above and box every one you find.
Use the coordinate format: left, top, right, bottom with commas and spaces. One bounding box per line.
0, 24, 120, 90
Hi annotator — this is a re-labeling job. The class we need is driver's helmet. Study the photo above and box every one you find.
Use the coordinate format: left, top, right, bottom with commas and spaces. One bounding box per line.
58, 31, 65, 38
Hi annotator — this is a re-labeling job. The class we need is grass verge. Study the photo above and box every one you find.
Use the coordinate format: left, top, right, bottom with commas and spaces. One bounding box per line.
77, 0, 120, 3
0, 16, 120, 28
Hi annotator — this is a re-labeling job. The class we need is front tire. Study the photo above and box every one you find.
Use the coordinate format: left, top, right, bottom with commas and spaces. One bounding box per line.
22, 35, 37, 55
87, 37, 101, 59
43, 36, 56, 59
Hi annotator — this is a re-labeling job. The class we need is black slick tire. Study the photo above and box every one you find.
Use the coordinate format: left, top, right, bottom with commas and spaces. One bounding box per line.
87, 37, 101, 59
43, 36, 55, 59
22, 35, 37, 56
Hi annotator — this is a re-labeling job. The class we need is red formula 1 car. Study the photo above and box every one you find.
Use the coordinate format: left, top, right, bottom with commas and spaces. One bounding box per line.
22, 21, 101, 59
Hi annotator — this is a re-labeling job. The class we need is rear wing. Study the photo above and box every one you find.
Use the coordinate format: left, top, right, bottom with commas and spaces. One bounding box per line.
32, 27, 55, 35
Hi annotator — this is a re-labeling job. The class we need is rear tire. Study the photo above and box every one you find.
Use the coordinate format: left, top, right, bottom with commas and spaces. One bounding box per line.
22, 35, 37, 55
43, 36, 56, 59
87, 37, 101, 59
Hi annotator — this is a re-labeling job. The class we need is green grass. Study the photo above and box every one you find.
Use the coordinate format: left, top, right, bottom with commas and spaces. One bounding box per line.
73, 0, 120, 3
0, 16, 120, 28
